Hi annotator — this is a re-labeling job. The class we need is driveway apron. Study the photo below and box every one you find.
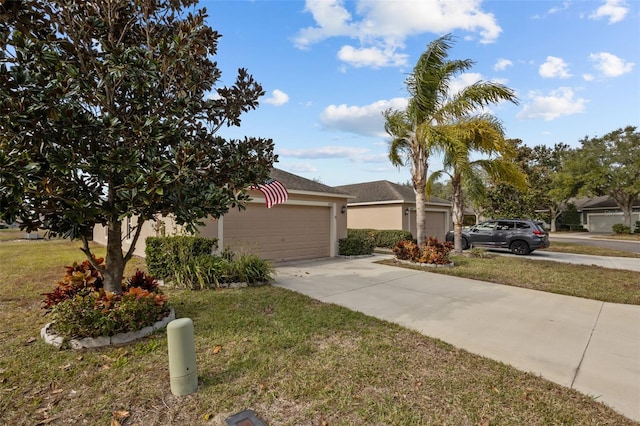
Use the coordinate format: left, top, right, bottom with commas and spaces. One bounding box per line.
274, 255, 640, 422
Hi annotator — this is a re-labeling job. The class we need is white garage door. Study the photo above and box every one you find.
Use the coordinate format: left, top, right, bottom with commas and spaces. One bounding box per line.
224, 204, 331, 262
587, 212, 640, 232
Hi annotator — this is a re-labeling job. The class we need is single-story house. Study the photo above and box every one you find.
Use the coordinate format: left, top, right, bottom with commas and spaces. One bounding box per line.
573, 196, 640, 232
333, 180, 452, 241
93, 169, 351, 262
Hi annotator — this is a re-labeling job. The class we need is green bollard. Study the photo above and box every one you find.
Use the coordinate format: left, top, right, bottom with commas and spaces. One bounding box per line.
167, 318, 198, 396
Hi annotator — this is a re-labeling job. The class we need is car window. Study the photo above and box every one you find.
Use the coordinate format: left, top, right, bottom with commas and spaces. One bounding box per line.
476, 221, 497, 230
496, 221, 513, 230
515, 222, 531, 230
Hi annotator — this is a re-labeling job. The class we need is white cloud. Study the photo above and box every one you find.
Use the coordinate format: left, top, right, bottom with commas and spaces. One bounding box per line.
263, 89, 290, 106
284, 162, 318, 173
548, 2, 571, 14
494, 58, 513, 71
539, 56, 572, 79
589, 0, 629, 23
294, 0, 502, 68
517, 87, 587, 121
337, 44, 408, 68
279, 145, 387, 163
582, 73, 595, 81
320, 97, 408, 137
589, 52, 635, 77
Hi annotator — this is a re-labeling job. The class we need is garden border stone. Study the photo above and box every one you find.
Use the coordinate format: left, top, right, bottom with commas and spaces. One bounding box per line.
41, 307, 175, 349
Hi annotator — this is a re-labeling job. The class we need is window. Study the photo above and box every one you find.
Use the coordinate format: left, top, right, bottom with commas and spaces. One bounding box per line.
477, 221, 497, 231
496, 221, 513, 230
515, 221, 531, 230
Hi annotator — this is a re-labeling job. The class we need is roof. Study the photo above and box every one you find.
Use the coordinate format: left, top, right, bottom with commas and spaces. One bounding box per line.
271, 168, 351, 197
333, 180, 451, 206
573, 195, 640, 210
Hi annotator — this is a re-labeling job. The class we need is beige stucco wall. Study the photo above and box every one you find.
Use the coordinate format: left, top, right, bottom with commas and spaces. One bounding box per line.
347, 203, 451, 241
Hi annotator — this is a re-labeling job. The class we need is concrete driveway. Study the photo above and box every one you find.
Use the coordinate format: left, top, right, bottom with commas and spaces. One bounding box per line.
274, 254, 640, 422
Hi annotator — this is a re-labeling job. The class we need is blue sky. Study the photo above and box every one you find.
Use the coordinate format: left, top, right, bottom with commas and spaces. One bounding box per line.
205, 0, 639, 186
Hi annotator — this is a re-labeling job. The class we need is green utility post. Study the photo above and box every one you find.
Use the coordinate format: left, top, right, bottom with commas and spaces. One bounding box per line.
167, 318, 198, 396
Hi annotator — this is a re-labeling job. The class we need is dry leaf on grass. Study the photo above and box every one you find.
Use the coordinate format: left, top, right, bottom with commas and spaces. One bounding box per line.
212, 345, 222, 354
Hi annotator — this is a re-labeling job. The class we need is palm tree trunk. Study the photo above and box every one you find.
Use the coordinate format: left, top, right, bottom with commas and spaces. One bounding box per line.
451, 176, 465, 254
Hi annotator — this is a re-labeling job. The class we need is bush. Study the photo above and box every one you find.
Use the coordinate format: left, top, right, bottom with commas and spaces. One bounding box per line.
43, 261, 169, 338
173, 251, 275, 290
635, 221, 640, 233
348, 229, 414, 248
339, 235, 375, 256
612, 223, 631, 234
393, 237, 453, 265
145, 235, 218, 280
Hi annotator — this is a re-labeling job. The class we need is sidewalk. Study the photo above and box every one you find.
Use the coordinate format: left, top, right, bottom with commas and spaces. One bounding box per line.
274, 255, 640, 422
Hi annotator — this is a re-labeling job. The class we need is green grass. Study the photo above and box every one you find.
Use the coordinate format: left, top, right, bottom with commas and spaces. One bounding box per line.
0, 238, 638, 425
378, 254, 640, 305
547, 241, 640, 258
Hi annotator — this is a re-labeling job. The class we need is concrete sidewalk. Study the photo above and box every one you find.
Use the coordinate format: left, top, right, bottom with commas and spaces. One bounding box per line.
274, 255, 640, 422
496, 250, 640, 272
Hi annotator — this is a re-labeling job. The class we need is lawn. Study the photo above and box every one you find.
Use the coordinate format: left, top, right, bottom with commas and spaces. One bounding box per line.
546, 241, 640, 258
0, 234, 637, 425
379, 253, 640, 305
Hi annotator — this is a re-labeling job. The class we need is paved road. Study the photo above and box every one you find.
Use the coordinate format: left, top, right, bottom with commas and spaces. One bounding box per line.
275, 254, 640, 422
550, 233, 640, 254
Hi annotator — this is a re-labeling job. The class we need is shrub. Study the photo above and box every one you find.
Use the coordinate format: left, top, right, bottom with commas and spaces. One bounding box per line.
145, 235, 217, 279
348, 229, 414, 248
393, 237, 453, 265
635, 221, 640, 233
468, 247, 491, 258
43, 262, 170, 339
339, 235, 375, 256
612, 224, 631, 234
229, 253, 276, 285
392, 240, 420, 261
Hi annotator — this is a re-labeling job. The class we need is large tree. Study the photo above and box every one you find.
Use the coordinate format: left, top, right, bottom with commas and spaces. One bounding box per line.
563, 126, 640, 228
384, 34, 517, 244
532, 143, 575, 232
426, 115, 527, 253
0, 0, 276, 293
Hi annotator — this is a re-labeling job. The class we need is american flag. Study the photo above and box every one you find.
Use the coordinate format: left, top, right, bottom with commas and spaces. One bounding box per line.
250, 179, 288, 208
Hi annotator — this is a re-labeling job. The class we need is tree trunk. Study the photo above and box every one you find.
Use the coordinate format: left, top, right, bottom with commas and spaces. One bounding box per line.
451, 177, 464, 254
104, 219, 126, 294
411, 140, 427, 244
550, 206, 557, 232
414, 186, 426, 244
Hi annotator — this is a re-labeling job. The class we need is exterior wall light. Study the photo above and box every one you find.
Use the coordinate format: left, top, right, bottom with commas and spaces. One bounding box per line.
341, 205, 347, 214
405, 208, 410, 216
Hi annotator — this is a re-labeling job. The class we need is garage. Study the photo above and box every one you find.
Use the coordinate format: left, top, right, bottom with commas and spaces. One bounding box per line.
587, 212, 640, 232
223, 203, 332, 262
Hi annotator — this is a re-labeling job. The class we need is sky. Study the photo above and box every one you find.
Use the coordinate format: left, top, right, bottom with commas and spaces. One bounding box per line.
204, 0, 639, 187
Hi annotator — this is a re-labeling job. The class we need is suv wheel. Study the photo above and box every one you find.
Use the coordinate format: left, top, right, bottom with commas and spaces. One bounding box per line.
461, 237, 469, 250
510, 240, 530, 255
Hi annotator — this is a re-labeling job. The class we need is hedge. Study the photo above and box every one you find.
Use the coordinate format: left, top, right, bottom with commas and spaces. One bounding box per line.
338, 235, 375, 256
347, 228, 414, 248
145, 235, 218, 279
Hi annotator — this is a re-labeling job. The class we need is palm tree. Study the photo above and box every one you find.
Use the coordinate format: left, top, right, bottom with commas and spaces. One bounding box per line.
384, 34, 518, 244
426, 115, 528, 253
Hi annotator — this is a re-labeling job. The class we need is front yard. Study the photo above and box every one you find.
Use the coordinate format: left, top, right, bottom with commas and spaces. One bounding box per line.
0, 232, 637, 425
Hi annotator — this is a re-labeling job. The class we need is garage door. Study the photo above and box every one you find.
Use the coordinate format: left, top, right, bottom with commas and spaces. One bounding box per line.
223, 204, 331, 262
425, 211, 447, 241
588, 212, 640, 232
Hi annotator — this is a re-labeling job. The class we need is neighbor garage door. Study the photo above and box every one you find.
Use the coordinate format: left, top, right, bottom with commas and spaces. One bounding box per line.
425, 211, 447, 241
587, 212, 640, 232
223, 204, 331, 262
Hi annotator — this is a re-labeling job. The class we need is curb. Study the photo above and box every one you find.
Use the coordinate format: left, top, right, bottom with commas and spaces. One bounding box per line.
41, 308, 176, 349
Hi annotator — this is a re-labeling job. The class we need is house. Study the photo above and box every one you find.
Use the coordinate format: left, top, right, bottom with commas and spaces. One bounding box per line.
93, 169, 351, 262
333, 180, 452, 241
573, 196, 640, 232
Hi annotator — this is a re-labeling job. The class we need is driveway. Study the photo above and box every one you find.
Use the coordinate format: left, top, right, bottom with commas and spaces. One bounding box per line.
274, 254, 640, 422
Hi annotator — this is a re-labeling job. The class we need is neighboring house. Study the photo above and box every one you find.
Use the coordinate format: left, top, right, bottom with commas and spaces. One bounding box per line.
93, 169, 351, 262
334, 180, 452, 241
573, 196, 640, 232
